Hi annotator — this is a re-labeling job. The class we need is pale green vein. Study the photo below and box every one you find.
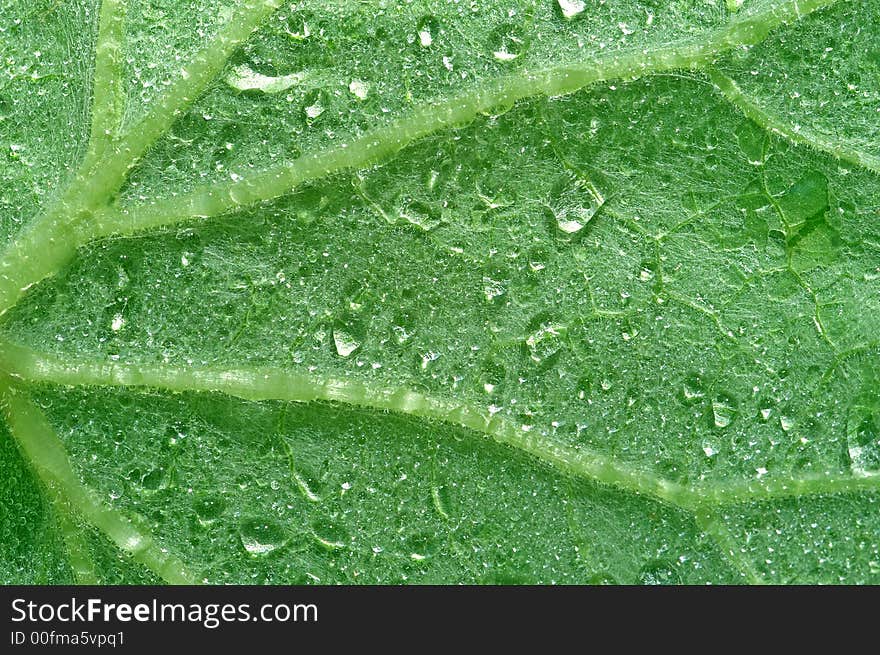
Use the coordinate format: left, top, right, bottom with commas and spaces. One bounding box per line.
3, 339, 879, 511
104, 0, 283, 181
0, 0, 282, 318
0, 375, 195, 584
87, 0, 839, 239
85, 0, 127, 164
707, 67, 880, 175
690, 472, 880, 505
0, 341, 694, 508
54, 509, 100, 584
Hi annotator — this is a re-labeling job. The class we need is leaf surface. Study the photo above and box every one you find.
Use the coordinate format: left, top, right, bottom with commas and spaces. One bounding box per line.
1, 0, 879, 584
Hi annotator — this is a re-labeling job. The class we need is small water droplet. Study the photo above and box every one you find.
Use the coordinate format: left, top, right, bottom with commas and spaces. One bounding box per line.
416, 15, 439, 47
313, 520, 349, 550
194, 494, 226, 525
556, 0, 586, 19
712, 393, 738, 429
239, 519, 286, 556
525, 321, 566, 363
490, 24, 528, 62
348, 78, 369, 100
682, 373, 706, 403
847, 406, 880, 476
302, 88, 330, 122
111, 314, 125, 331
638, 559, 682, 585
333, 315, 364, 358
780, 415, 795, 432
483, 277, 506, 303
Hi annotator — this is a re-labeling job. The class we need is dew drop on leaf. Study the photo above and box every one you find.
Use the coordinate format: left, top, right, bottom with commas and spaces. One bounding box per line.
711, 393, 738, 429
348, 78, 369, 100
638, 559, 682, 585
847, 406, 880, 476
525, 321, 565, 363
138, 467, 168, 492
490, 24, 528, 62
556, 0, 586, 20
313, 519, 349, 550
194, 494, 226, 525
239, 519, 286, 556
302, 88, 329, 122
404, 532, 442, 561
682, 373, 706, 403
416, 15, 439, 47
333, 315, 364, 358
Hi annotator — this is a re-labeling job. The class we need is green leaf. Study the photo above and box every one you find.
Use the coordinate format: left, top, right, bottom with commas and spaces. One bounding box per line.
1, 0, 879, 584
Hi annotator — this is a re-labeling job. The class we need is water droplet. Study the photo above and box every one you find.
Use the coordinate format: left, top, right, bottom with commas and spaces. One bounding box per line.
556, 0, 586, 19
483, 277, 506, 303
638, 559, 682, 585
780, 415, 795, 432
404, 532, 442, 561
481, 360, 506, 395
194, 494, 226, 525
333, 315, 364, 358
348, 78, 369, 100
138, 467, 167, 492
284, 13, 311, 40
302, 88, 330, 122
416, 15, 439, 47
777, 170, 829, 228
420, 351, 440, 370
398, 199, 442, 231
847, 407, 880, 476
712, 393, 738, 429
226, 64, 305, 94
735, 119, 765, 165
239, 519, 286, 556
490, 24, 528, 62
682, 373, 706, 403
525, 321, 566, 363
111, 314, 125, 331
313, 520, 349, 550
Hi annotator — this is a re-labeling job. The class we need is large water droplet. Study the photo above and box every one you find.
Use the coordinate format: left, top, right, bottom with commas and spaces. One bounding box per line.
404, 532, 442, 561
525, 320, 566, 363
239, 519, 286, 556
302, 88, 330, 122
490, 24, 528, 62
348, 78, 369, 100
138, 467, 168, 492
682, 373, 706, 403
194, 494, 226, 525
712, 393, 738, 429
398, 199, 442, 231
638, 559, 682, 585
416, 15, 439, 47
847, 407, 880, 476
556, 0, 586, 19
333, 315, 364, 358
313, 519, 349, 550
226, 64, 305, 94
